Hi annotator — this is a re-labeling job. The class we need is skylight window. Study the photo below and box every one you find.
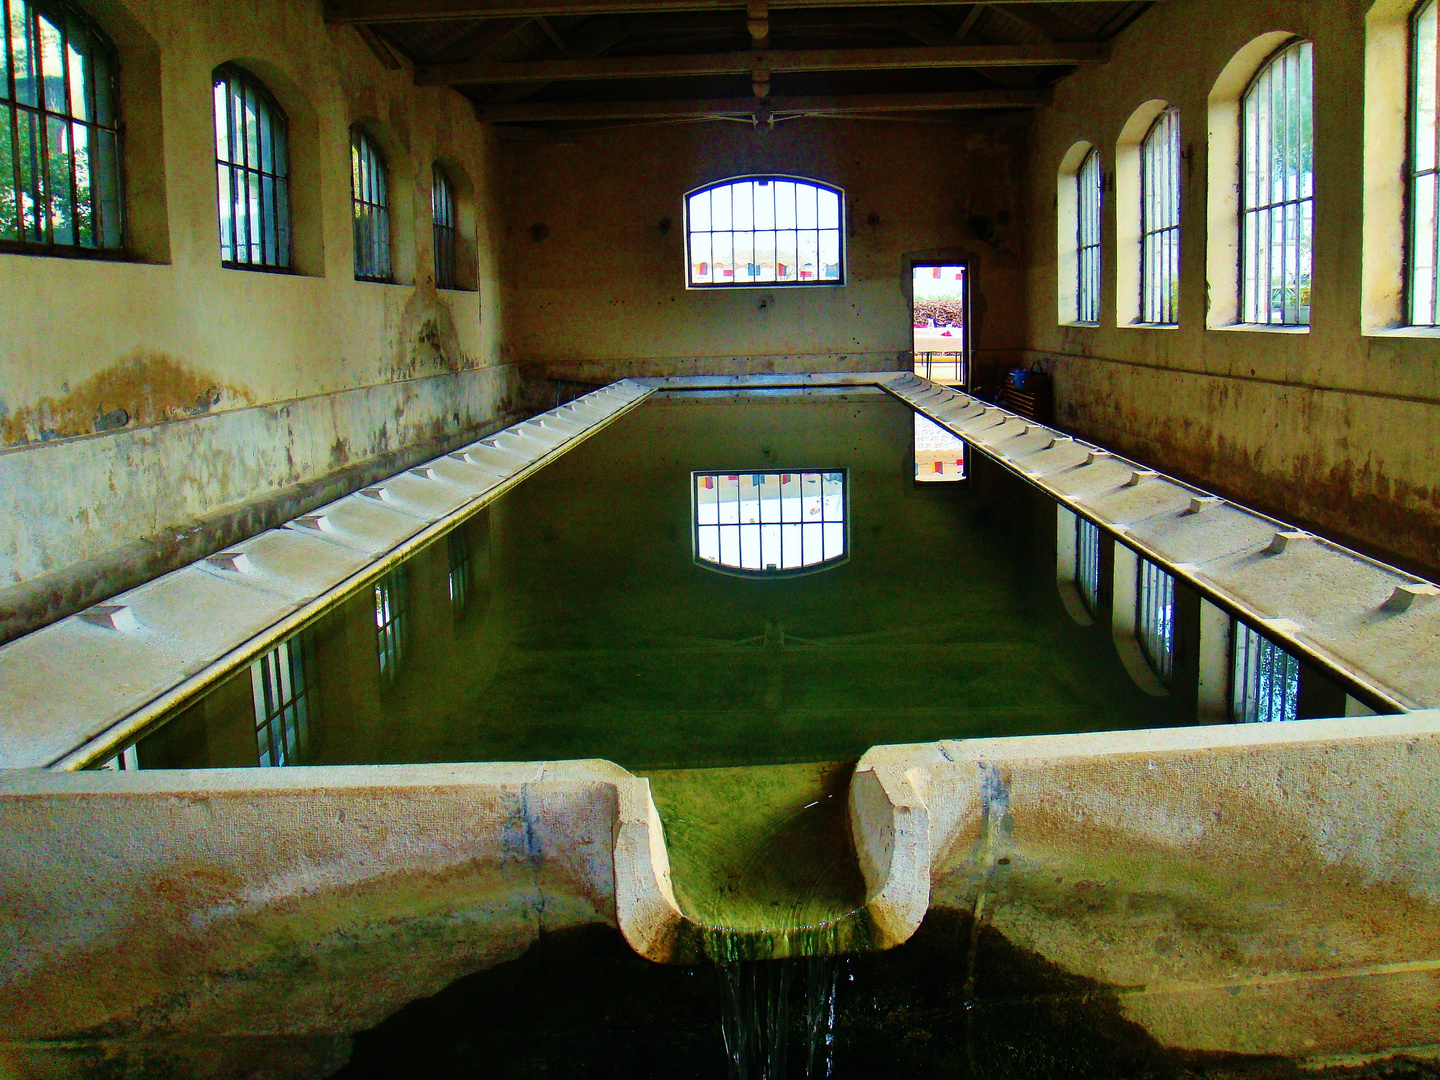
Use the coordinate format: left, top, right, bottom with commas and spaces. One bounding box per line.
693, 471, 846, 574
685, 176, 844, 288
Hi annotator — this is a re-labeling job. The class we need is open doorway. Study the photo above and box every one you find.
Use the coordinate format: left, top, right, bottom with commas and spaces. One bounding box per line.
912, 264, 968, 483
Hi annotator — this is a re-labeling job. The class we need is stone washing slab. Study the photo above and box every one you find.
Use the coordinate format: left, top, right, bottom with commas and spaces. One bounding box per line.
0, 381, 653, 769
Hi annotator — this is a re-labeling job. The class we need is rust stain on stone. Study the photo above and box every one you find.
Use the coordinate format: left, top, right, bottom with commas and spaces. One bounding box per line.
0, 353, 254, 448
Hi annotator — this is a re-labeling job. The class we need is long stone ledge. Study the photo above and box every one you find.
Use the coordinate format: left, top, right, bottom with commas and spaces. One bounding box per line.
0, 380, 653, 771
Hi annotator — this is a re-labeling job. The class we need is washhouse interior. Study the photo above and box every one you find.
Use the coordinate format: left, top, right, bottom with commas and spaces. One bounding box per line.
1, 0, 1438, 1076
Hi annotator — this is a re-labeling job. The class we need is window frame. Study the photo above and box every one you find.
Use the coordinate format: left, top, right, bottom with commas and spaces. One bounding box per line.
250, 630, 316, 767
1409, 0, 1440, 326
1076, 148, 1103, 325
432, 160, 456, 290
212, 63, 292, 273
0, 0, 124, 257
1139, 106, 1181, 326
1239, 39, 1315, 328
1075, 515, 1101, 617
691, 469, 849, 577
374, 565, 409, 687
1136, 557, 1176, 684
350, 123, 391, 283
683, 174, 846, 290
1230, 618, 1301, 722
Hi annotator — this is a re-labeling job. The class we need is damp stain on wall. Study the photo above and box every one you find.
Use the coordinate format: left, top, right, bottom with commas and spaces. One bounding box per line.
0, 354, 254, 449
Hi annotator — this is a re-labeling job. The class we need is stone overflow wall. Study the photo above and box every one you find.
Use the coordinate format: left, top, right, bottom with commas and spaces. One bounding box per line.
3, 712, 1437, 1075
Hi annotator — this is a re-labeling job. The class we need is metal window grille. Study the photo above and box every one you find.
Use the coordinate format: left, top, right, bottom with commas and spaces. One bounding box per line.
250, 631, 316, 767
351, 125, 390, 281
1137, 557, 1175, 682
693, 470, 846, 573
1241, 40, 1314, 326
97, 743, 138, 770
0, 0, 121, 251
1411, 1, 1440, 326
447, 527, 472, 617
686, 175, 844, 288
1140, 107, 1181, 325
1075, 516, 1101, 615
1076, 148, 1103, 324
374, 566, 408, 686
432, 161, 456, 289
1231, 620, 1300, 722
213, 64, 290, 270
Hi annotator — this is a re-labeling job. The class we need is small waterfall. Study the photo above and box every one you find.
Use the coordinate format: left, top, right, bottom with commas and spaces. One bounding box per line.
714, 956, 842, 1080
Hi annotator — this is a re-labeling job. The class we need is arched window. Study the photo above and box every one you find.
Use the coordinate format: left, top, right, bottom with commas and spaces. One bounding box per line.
351, 125, 390, 281
1241, 40, 1314, 326
1076, 149, 1103, 324
693, 470, 846, 574
685, 175, 844, 288
1411, 1, 1439, 325
432, 162, 456, 289
0, 0, 121, 252
213, 65, 290, 270
1140, 107, 1181, 325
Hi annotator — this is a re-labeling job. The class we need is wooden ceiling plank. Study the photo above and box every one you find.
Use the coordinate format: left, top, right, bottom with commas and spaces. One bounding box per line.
475, 87, 1048, 120
418, 39, 1107, 83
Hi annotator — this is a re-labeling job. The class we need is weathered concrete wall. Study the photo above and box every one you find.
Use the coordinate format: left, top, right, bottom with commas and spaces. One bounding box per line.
500, 116, 1030, 383
859, 710, 1440, 1057
0, 0, 516, 639
1018, 0, 1440, 573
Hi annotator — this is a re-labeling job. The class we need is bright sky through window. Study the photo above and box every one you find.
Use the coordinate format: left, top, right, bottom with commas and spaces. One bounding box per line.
686, 176, 843, 287
694, 471, 845, 573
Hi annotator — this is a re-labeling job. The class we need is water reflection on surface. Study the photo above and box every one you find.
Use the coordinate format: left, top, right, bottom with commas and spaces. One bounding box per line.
119, 391, 1173, 772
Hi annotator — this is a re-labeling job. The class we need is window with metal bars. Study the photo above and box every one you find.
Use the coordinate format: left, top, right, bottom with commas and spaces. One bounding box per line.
1139, 107, 1181, 325
1076, 149, 1102, 324
351, 124, 390, 281
686, 175, 843, 288
374, 566, 408, 687
1231, 620, 1300, 722
1075, 515, 1101, 616
1241, 40, 1314, 326
693, 470, 846, 574
1411, 1, 1440, 326
213, 64, 290, 271
447, 527, 472, 618
250, 631, 315, 767
0, 0, 121, 253
432, 161, 456, 289
1136, 557, 1175, 683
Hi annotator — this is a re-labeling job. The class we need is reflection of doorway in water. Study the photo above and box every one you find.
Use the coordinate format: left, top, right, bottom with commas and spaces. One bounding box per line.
912, 264, 968, 482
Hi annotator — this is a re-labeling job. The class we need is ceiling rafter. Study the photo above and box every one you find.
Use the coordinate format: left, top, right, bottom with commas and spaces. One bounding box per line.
474, 87, 1048, 121
416, 40, 1107, 83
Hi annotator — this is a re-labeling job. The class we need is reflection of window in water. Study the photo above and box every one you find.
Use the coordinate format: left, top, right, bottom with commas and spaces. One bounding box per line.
914, 414, 966, 483
448, 529, 472, 618
374, 567, 409, 687
251, 631, 316, 767
694, 471, 845, 572
1232, 622, 1301, 723
1137, 558, 1175, 684
1075, 516, 1101, 615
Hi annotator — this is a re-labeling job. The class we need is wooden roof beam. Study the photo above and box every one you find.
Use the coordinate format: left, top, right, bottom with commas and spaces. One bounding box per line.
474, 87, 1049, 121
418, 40, 1106, 83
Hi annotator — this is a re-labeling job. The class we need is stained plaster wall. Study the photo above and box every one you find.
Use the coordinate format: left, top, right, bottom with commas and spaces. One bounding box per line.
0, 0, 517, 641
1018, 0, 1440, 574
500, 116, 1030, 384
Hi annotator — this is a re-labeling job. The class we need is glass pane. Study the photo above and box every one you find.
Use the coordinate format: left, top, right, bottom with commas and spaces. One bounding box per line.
690, 232, 711, 284
819, 230, 840, 280
688, 188, 710, 232
711, 183, 732, 231
817, 187, 839, 229
0, 106, 15, 241
11, 2, 37, 107
95, 125, 119, 246
213, 78, 230, 162
732, 180, 754, 230
93, 37, 112, 126
37, 11, 62, 113
773, 181, 796, 228
216, 164, 233, 261
66, 23, 88, 121
753, 179, 775, 229
46, 113, 72, 244
70, 118, 90, 245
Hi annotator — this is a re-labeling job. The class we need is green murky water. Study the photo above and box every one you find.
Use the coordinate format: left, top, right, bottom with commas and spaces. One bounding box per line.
128, 389, 1177, 947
